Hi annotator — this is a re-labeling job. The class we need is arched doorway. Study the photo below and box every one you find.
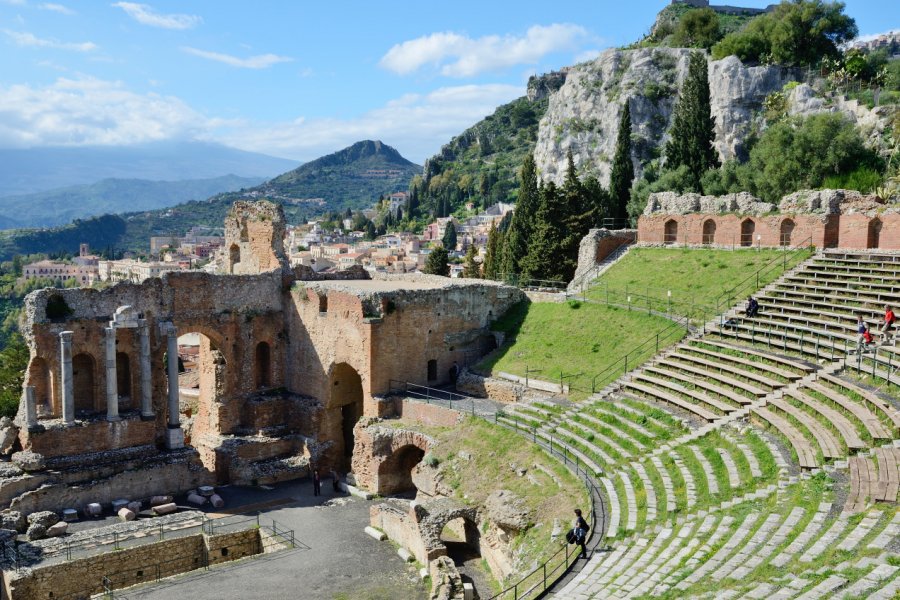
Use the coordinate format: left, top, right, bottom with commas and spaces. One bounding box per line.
868, 218, 882, 249
228, 244, 240, 274
116, 352, 132, 409
27, 357, 52, 415
255, 342, 271, 388
72, 353, 96, 415
664, 219, 678, 245
440, 516, 483, 592
330, 363, 364, 469
173, 330, 227, 443
741, 219, 755, 247
377, 444, 426, 495
702, 219, 716, 245
779, 219, 795, 247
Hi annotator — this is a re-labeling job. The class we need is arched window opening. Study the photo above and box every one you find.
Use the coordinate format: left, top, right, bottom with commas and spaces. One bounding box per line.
663, 220, 678, 245
702, 219, 716, 245
868, 218, 883, 249
740, 219, 756, 247
779, 219, 795, 247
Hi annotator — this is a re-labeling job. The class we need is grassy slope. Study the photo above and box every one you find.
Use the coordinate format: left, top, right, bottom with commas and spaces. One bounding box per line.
391, 417, 589, 589
481, 301, 682, 397
587, 247, 813, 313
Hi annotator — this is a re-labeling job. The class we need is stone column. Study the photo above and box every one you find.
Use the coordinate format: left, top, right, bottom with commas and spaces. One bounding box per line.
60, 331, 74, 425
163, 323, 184, 449
23, 386, 37, 430
105, 326, 120, 421
138, 320, 154, 420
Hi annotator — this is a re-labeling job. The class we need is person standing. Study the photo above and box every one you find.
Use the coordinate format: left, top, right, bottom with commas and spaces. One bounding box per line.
857, 314, 868, 354
573, 508, 590, 559
331, 468, 341, 493
313, 469, 321, 497
882, 305, 896, 344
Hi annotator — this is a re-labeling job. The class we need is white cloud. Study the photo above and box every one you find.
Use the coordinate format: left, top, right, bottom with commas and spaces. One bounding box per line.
39, 3, 74, 14
4, 29, 96, 51
574, 49, 602, 64
181, 46, 293, 69
112, 2, 201, 30
380, 24, 587, 77
0, 77, 217, 147
218, 83, 523, 163
852, 29, 898, 43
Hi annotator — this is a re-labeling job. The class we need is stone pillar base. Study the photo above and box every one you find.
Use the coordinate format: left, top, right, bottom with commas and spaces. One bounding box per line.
165, 427, 185, 450
106, 415, 121, 423
140, 412, 156, 421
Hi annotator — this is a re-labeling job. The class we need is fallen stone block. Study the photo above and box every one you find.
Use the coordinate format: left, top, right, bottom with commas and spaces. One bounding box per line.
152, 502, 177, 516
364, 526, 386, 541
11, 451, 44, 472
62, 509, 78, 523
126, 501, 142, 514
84, 503, 103, 517
209, 494, 225, 509
419, 567, 429, 580
1, 510, 26, 532
150, 495, 172, 506
27, 510, 59, 528
26, 523, 47, 541
118, 508, 136, 522
338, 482, 373, 500
187, 493, 206, 506
463, 582, 474, 600
46, 522, 68, 537
111, 499, 129, 513
198, 485, 215, 497
0, 417, 18, 455
397, 547, 414, 562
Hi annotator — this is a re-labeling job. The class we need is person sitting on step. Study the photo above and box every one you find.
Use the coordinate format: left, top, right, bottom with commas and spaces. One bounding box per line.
745, 296, 759, 318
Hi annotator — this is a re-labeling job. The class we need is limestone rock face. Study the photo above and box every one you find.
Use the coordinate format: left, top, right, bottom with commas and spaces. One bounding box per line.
1, 510, 26, 533
534, 49, 796, 186
485, 490, 530, 533
778, 189, 887, 216
644, 191, 775, 216
788, 83, 891, 150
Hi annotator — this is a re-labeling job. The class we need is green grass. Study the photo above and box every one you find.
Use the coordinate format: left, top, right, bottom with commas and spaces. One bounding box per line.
585, 247, 813, 316
482, 301, 684, 399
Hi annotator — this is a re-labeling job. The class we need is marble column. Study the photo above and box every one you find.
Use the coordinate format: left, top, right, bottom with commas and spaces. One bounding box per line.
60, 331, 74, 425
163, 323, 184, 449
138, 320, 154, 420
23, 386, 37, 430
105, 326, 120, 421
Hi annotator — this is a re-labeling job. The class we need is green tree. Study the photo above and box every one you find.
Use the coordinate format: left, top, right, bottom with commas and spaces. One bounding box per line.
609, 102, 635, 221
672, 7, 722, 49
462, 244, 480, 278
665, 51, 719, 191
559, 151, 592, 272
483, 223, 501, 279
520, 182, 571, 282
712, 0, 857, 66
365, 221, 377, 240
582, 176, 612, 228
0, 332, 27, 418
442, 221, 457, 251
424, 246, 450, 277
499, 154, 540, 276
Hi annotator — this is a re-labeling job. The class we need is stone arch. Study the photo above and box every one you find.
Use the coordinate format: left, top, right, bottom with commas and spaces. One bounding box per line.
702, 219, 716, 245
228, 244, 240, 274
115, 352, 132, 407
27, 357, 53, 415
663, 219, 678, 245
329, 362, 364, 469
868, 218, 883, 249
254, 341, 271, 388
741, 219, 755, 247
377, 444, 427, 495
72, 353, 97, 414
171, 327, 229, 435
779, 218, 795, 247
418, 502, 481, 562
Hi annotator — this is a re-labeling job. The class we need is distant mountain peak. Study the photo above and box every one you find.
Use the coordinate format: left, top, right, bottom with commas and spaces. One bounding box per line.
297, 140, 416, 171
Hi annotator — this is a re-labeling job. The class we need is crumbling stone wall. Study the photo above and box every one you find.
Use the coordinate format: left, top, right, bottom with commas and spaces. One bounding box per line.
222, 200, 289, 275
352, 421, 434, 494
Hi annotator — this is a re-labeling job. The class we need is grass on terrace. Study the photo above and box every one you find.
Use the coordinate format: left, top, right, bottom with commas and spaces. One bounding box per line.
480, 301, 683, 398
584, 247, 813, 317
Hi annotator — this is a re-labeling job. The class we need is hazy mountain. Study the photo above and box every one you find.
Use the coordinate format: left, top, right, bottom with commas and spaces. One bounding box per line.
0, 175, 265, 230
0, 142, 297, 197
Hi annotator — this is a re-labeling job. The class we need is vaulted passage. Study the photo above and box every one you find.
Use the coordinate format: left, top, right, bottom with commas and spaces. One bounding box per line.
378, 444, 426, 495
330, 363, 364, 470
72, 353, 96, 414
741, 219, 755, 247
116, 352, 132, 407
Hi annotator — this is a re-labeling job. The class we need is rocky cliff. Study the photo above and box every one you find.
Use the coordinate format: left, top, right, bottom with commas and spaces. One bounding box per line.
533, 48, 798, 186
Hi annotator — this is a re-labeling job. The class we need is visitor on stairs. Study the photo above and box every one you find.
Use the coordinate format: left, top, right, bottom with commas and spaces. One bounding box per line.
573, 508, 590, 559
881, 305, 895, 345
745, 296, 759, 318
858, 315, 869, 354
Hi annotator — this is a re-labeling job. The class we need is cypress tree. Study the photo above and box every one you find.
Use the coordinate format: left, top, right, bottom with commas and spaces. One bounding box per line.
442, 221, 457, 251
500, 154, 540, 276
520, 182, 570, 282
665, 52, 720, 190
483, 223, 500, 279
462, 244, 480, 278
424, 246, 450, 277
609, 102, 635, 221
560, 151, 592, 271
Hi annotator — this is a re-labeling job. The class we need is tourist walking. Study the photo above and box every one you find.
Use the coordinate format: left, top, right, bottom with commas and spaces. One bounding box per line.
857, 315, 868, 354
313, 468, 321, 496
573, 508, 590, 559
882, 305, 896, 344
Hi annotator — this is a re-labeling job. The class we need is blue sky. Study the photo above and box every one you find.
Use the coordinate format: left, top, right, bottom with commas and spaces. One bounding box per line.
0, 0, 896, 164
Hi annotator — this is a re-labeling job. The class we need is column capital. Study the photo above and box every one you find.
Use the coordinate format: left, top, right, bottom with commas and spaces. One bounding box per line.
59, 331, 74, 342
158, 321, 177, 337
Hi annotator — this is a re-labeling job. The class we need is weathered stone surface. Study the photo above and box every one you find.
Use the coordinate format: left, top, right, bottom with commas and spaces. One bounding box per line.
0, 417, 18, 454
485, 490, 531, 532
117, 508, 136, 522
0, 528, 17, 543
26, 523, 47, 541
186, 493, 206, 506
12, 451, 45, 472
778, 189, 887, 216
84, 503, 102, 517
150, 495, 173, 506
111, 499, 129, 513
364, 526, 386, 541
126, 501, 142, 514
209, 494, 224, 509
45, 521, 68, 537
1, 510, 26, 532
27, 510, 59, 527
644, 191, 775, 216
570, 228, 636, 288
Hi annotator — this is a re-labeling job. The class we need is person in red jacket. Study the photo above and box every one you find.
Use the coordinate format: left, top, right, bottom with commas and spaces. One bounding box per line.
883, 305, 896, 344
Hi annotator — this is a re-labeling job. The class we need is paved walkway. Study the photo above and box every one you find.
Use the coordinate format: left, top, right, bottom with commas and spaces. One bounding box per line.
112, 479, 428, 600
